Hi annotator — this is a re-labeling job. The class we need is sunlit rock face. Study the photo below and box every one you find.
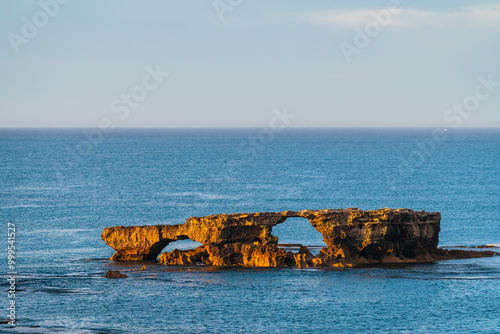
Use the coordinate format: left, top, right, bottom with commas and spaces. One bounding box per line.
102, 208, 496, 267
100, 225, 188, 261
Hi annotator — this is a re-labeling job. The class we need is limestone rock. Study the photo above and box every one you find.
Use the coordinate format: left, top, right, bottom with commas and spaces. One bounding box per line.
205, 242, 288, 267
444, 249, 497, 259
101, 208, 498, 267
101, 225, 188, 261
159, 246, 209, 265
104, 270, 128, 278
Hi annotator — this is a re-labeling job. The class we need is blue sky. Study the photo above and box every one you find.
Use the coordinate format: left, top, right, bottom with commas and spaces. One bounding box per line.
1, 0, 499, 127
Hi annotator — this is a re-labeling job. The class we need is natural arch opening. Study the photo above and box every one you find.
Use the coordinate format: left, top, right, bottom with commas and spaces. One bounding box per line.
163, 239, 204, 253
159, 238, 207, 265
271, 217, 326, 255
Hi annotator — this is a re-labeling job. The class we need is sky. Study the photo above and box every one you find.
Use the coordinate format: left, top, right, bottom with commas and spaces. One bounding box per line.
1, 0, 499, 128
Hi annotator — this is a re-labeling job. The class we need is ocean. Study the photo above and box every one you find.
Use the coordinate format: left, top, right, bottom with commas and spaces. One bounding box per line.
0, 128, 499, 333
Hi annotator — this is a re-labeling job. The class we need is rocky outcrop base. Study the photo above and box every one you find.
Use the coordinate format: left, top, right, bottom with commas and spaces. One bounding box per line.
102, 208, 498, 268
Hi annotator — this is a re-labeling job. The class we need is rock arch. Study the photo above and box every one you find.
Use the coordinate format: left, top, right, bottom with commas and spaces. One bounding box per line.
272, 216, 326, 255
100, 208, 485, 267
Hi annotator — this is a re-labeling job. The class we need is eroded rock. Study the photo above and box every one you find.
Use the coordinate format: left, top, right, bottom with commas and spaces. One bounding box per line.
104, 270, 128, 278
101, 208, 498, 267
159, 246, 209, 265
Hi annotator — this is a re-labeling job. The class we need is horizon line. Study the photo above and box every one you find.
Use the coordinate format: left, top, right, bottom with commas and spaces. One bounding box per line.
0, 126, 499, 130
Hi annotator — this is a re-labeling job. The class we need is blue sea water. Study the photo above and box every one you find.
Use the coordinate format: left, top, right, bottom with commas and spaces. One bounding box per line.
0, 128, 499, 333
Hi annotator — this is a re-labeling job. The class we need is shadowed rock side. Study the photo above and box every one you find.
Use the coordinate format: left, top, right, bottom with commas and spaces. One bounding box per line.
101, 208, 498, 268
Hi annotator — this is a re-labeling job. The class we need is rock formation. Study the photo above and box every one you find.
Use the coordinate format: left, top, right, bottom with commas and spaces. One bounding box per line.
104, 270, 128, 278
101, 208, 497, 268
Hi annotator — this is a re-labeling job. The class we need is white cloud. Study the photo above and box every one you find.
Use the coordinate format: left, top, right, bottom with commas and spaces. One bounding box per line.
303, 5, 500, 28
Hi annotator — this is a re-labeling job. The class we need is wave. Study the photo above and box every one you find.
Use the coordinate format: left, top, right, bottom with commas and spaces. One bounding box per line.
20, 228, 94, 236
1, 204, 40, 209
165, 192, 242, 200
441, 244, 500, 249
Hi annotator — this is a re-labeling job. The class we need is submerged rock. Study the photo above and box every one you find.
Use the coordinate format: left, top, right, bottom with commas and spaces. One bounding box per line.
101, 208, 498, 268
475, 244, 499, 249
444, 249, 498, 259
104, 270, 128, 278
